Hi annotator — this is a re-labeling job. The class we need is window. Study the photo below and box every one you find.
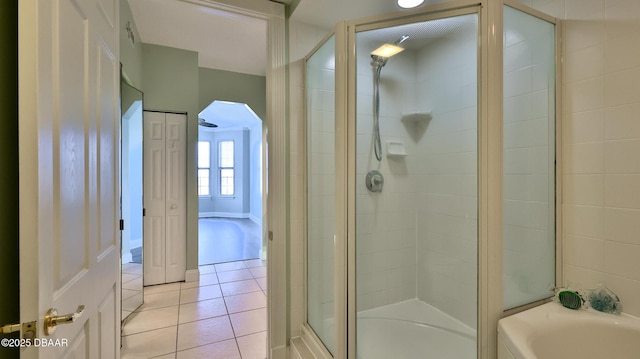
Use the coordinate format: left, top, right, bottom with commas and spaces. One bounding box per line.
218, 141, 234, 196
197, 141, 210, 196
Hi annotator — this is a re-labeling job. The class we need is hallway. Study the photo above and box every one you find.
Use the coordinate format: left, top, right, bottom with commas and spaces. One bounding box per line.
121, 259, 267, 358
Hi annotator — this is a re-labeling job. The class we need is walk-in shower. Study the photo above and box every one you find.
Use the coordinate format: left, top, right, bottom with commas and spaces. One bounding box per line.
304, 1, 559, 358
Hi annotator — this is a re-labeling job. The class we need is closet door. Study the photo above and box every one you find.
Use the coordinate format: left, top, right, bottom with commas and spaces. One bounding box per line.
143, 111, 187, 285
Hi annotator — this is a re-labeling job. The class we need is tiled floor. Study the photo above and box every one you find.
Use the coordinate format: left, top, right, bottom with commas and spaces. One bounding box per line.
121, 259, 267, 359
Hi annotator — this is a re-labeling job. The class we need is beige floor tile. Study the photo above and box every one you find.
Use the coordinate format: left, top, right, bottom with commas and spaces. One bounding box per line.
215, 261, 247, 272
180, 284, 223, 304
122, 288, 138, 301
121, 326, 177, 358
243, 259, 266, 268
122, 273, 140, 283
248, 266, 267, 278
176, 339, 241, 359
224, 291, 266, 314
177, 316, 235, 352
255, 277, 267, 292
138, 290, 181, 311
217, 269, 254, 284
179, 298, 228, 324
199, 273, 220, 286
220, 279, 261, 297
236, 331, 267, 359
230, 308, 267, 337
123, 306, 179, 336
198, 265, 217, 274
180, 280, 201, 290
144, 282, 182, 295
123, 263, 143, 275
181, 273, 219, 290
151, 353, 176, 359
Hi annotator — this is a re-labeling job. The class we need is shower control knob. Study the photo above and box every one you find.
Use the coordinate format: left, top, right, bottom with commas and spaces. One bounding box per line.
366, 170, 384, 192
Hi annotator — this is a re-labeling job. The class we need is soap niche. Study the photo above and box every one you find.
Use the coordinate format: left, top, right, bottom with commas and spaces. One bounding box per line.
400, 111, 431, 141
386, 140, 407, 158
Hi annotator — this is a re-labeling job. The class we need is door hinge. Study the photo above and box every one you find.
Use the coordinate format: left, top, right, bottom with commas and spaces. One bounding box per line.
119, 219, 125, 231
268, 231, 273, 241
1, 321, 37, 340
143, 208, 146, 216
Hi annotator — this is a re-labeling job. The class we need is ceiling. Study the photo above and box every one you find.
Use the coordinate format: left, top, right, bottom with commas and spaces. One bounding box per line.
128, 0, 269, 76
198, 101, 262, 130
128, 0, 455, 77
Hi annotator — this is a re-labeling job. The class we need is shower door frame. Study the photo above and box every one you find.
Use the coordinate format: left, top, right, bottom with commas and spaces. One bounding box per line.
342, 2, 484, 359
299, 1, 562, 358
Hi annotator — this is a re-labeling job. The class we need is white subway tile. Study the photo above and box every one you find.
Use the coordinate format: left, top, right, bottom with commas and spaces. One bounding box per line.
604, 208, 640, 245
564, 235, 606, 271
563, 76, 605, 113
605, 139, 640, 174
604, 241, 640, 281
563, 174, 605, 206
564, 43, 605, 83
563, 204, 605, 238
605, 102, 640, 140
605, 66, 640, 107
605, 174, 640, 209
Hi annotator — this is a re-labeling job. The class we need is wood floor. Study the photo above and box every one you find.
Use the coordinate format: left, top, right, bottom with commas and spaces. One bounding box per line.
198, 218, 262, 266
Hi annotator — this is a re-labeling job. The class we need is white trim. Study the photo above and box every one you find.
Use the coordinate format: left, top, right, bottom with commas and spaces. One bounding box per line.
198, 212, 250, 219
185, 269, 200, 282
249, 214, 262, 226
289, 325, 334, 359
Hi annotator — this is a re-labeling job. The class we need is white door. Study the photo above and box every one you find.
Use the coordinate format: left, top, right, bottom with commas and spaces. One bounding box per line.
143, 111, 187, 285
18, 0, 120, 358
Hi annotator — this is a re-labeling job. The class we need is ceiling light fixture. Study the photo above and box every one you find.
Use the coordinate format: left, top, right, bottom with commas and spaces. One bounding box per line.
397, 0, 425, 9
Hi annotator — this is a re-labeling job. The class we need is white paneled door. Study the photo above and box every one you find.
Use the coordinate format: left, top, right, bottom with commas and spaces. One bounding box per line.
143, 111, 187, 286
18, 0, 120, 358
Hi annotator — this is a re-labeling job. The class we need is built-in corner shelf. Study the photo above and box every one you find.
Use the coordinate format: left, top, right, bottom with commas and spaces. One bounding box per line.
386, 141, 407, 157
400, 111, 432, 125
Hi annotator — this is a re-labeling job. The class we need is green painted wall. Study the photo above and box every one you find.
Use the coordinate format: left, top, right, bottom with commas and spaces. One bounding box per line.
140, 43, 267, 272
142, 44, 200, 270
120, 0, 143, 89
198, 68, 266, 120
0, 1, 20, 358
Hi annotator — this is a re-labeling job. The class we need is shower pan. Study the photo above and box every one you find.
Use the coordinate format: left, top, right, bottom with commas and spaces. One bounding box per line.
304, 1, 560, 358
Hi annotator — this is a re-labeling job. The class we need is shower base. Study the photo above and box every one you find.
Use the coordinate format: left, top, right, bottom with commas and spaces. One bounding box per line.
357, 299, 476, 359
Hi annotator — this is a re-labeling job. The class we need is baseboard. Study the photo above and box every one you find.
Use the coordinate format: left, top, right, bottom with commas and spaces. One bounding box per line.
270, 344, 287, 359
249, 214, 262, 226
185, 269, 200, 282
199, 212, 250, 219
122, 253, 133, 264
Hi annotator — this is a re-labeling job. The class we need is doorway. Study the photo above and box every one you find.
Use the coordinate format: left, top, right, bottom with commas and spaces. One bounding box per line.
197, 100, 264, 266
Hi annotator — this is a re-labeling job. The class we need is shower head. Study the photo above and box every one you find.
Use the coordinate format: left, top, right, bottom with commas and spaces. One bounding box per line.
370, 35, 410, 67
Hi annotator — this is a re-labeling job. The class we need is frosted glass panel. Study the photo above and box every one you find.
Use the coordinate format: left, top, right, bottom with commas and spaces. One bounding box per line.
306, 35, 336, 353
503, 6, 556, 309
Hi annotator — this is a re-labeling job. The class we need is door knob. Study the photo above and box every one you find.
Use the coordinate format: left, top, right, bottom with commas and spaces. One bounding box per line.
43, 305, 85, 335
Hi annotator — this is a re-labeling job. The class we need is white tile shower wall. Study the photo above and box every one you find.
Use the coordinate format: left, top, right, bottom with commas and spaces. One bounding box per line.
413, 24, 478, 328
288, 20, 333, 338
355, 37, 419, 311
517, 0, 640, 316
503, 7, 556, 309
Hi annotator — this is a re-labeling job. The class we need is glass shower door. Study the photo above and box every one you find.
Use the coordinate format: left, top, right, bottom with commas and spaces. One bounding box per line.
353, 13, 479, 359
306, 34, 337, 354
